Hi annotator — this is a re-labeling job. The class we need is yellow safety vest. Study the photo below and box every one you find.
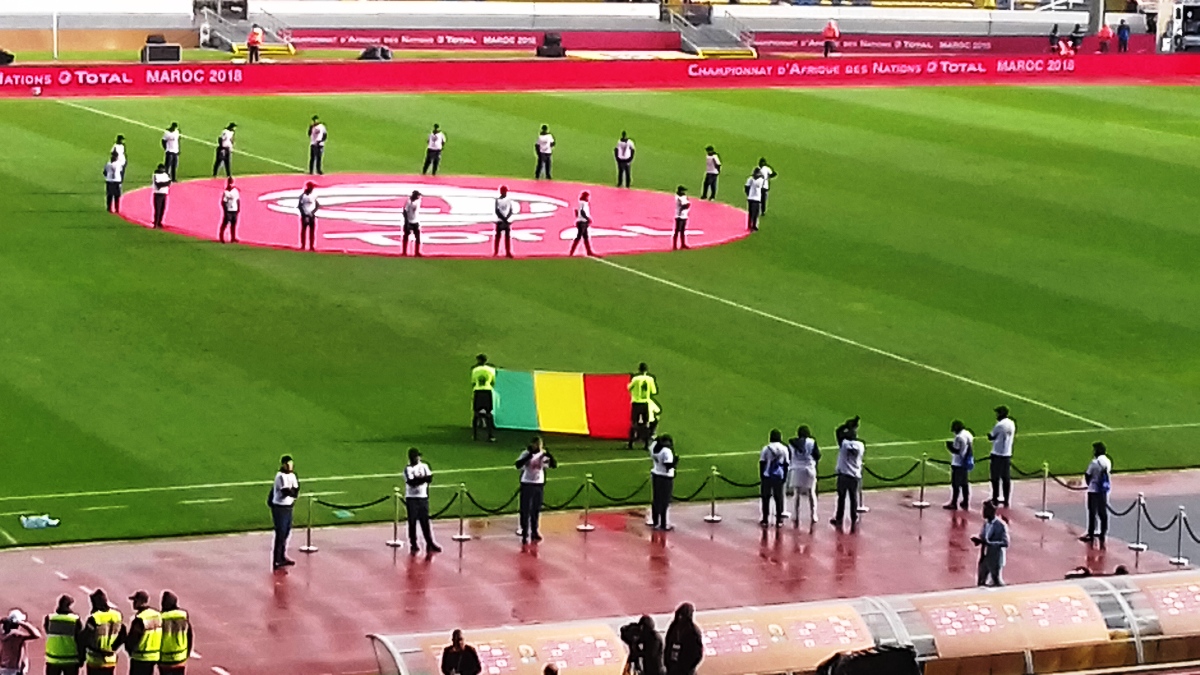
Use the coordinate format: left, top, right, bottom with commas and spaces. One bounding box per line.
629, 374, 657, 403
131, 608, 163, 662
159, 609, 190, 665
86, 609, 123, 667
471, 364, 496, 391
45, 612, 81, 665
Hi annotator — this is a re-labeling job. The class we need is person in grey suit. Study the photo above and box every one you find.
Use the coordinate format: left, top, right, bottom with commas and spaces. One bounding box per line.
973, 501, 1009, 586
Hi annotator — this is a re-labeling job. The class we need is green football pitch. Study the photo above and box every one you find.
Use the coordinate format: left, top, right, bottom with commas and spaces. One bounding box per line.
3, 86, 1200, 548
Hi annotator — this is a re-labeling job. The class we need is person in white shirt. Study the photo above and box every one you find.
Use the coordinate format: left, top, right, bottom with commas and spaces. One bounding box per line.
701, 146, 721, 200
832, 419, 864, 530
212, 122, 236, 178
614, 131, 635, 188
973, 501, 1008, 586
308, 115, 327, 175
756, 158, 777, 215
515, 436, 557, 544
986, 405, 1017, 507
103, 151, 123, 214
649, 435, 677, 531
219, 177, 240, 244
759, 429, 790, 527
270, 454, 300, 569
404, 447, 442, 554
1081, 442, 1113, 546
402, 190, 422, 257
297, 181, 319, 251
494, 185, 514, 258
568, 191, 594, 257
744, 168, 765, 232
672, 185, 690, 251
161, 123, 180, 180
943, 420, 975, 511
423, 123, 446, 176
534, 124, 555, 180
151, 164, 172, 229
787, 425, 821, 526
111, 135, 127, 180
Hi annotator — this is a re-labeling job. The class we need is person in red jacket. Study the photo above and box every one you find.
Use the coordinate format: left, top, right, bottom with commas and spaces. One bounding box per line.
1097, 23, 1114, 52
247, 25, 264, 64
822, 20, 840, 57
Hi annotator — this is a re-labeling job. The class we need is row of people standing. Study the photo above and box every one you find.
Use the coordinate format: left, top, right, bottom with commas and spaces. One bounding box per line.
0, 589, 192, 675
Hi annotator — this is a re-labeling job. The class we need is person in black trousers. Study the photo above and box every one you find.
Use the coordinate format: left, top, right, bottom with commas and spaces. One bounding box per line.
269, 455, 300, 570
212, 123, 236, 178
614, 131, 635, 188
649, 435, 677, 531
634, 616, 664, 675
516, 437, 556, 544
759, 429, 788, 527
701, 146, 721, 200
535, 124, 555, 180
151, 164, 172, 229
103, 151, 123, 213
404, 447, 442, 555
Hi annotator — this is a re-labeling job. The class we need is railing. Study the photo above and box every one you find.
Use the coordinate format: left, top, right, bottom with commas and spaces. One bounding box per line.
718, 9, 757, 49
254, 8, 293, 44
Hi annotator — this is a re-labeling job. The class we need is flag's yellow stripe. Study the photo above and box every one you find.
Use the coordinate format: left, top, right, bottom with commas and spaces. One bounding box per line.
532, 371, 590, 436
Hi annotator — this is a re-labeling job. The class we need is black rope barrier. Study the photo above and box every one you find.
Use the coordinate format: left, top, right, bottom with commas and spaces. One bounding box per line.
1141, 502, 1180, 532
716, 474, 761, 489
431, 493, 459, 519
314, 495, 391, 510
863, 461, 921, 483
1011, 462, 1040, 478
1108, 498, 1138, 518
1050, 474, 1088, 492
673, 476, 712, 503
593, 478, 650, 504
1184, 515, 1200, 546
927, 457, 952, 466
465, 488, 521, 515
545, 483, 587, 511
818, 472, 838, 481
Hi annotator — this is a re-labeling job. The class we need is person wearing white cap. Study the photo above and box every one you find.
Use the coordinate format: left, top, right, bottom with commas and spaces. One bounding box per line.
0, 609, 41, 675
297, 181, 319, 251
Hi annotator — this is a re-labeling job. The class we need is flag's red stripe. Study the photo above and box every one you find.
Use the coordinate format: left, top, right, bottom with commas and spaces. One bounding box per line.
582, 374, 632, 440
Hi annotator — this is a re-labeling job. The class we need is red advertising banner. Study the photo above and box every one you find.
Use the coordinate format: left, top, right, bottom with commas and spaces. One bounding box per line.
2, 54, 1198, 99
752, 32, 1156, 55
287, 29, 681, 51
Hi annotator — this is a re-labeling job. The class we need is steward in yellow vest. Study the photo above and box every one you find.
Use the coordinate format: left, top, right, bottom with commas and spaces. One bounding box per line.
44, 594, 84, 674
81, 589, 126, 672
124, 591, 162, 675
471, 354, 497, 443
158, 591, 193, 674
627, 362, 658, 450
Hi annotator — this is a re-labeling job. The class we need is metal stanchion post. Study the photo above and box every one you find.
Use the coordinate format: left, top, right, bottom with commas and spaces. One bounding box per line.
577, 475, 596, 532
1170, 506, 1189, 566
1128, 492, 1148, 553
452, 483, 472, 542
857, 479, 869, 514
704, 466, 723, 523
1034, 461, 1054, 520
299, 494, 318, 553
386, 487, 404, 548
912, 453, 931, 509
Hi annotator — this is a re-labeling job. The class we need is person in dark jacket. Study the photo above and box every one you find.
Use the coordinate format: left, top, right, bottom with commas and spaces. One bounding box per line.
441, 629, 482, 675
1048, 24, 1060, 53
634, 615, 664, 675
1070, 24, 1085, 52
664, 603, 703, 675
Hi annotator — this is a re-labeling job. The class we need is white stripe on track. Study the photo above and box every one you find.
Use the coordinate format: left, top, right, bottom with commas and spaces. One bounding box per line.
593, 257, 1110, 430
56, 99, 305, 172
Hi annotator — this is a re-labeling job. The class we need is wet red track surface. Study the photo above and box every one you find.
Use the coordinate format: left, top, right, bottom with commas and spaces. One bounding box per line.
2, 472, 1196, 675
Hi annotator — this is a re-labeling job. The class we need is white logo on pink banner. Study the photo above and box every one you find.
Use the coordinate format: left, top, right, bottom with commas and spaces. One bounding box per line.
117, 173, 750, 258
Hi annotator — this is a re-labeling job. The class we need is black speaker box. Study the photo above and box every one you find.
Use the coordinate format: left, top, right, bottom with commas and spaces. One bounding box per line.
0, 50, 14, 66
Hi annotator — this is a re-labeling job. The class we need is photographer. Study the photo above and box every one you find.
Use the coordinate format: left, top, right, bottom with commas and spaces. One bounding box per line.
0, 609, 41, 675
664, 604, 703, 675
621, 616, 663, 675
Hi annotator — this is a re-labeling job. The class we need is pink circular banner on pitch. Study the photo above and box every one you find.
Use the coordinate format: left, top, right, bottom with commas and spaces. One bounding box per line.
117, 173, 750, 258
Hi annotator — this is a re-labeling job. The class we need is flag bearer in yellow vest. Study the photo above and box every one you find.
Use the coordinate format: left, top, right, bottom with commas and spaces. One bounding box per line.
44, 594, 84, 675
157, 592, 191, 675
471, 354, 497, 443
81, 589, 125, 675
123, 592, 160, 675
627, 363, 658, 450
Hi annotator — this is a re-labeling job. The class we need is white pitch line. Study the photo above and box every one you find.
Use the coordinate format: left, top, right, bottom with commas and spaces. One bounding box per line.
77, 585, 92, 595
31, 556, 44, 564
79, 504, 128, 512
592, 257, 1110, 430
178, 497, 233, 505
213, 666, 232, 675
55, 571, 69, 580
0, 529, 16, 545
55, 99, 304, 173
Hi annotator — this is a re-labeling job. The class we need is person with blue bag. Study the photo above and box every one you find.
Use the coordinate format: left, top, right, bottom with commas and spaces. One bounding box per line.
943, 419, 975, 511
759, 429, 789, 528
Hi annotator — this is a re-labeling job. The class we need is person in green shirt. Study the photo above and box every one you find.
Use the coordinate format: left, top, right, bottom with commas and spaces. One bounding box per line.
627, 363, 658, 450
471, 354, 497, 442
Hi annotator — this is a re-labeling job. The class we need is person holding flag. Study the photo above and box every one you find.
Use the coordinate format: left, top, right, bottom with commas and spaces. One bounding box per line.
628, 363, 658, 450
471, 354, 497, 442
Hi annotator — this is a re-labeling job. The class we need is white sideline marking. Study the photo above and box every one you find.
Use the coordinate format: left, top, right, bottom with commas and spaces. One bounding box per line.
179, 497, 233, 505
594, 257, 1110, 430
213, 666, 232, 675
191, 651, 202, 659
56, 100, 304, 172
0, 529, 16, 545
79, 505, 128, 512
0, 510, 33, 516
304, 491, 346, 497
31, 556, 43, 564
55, 571, 69, 580
77, 585, 92, 595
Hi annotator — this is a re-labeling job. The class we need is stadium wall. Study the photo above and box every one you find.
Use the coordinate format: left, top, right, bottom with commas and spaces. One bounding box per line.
0, 29, 199, 52
2, 54, 1198, 98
